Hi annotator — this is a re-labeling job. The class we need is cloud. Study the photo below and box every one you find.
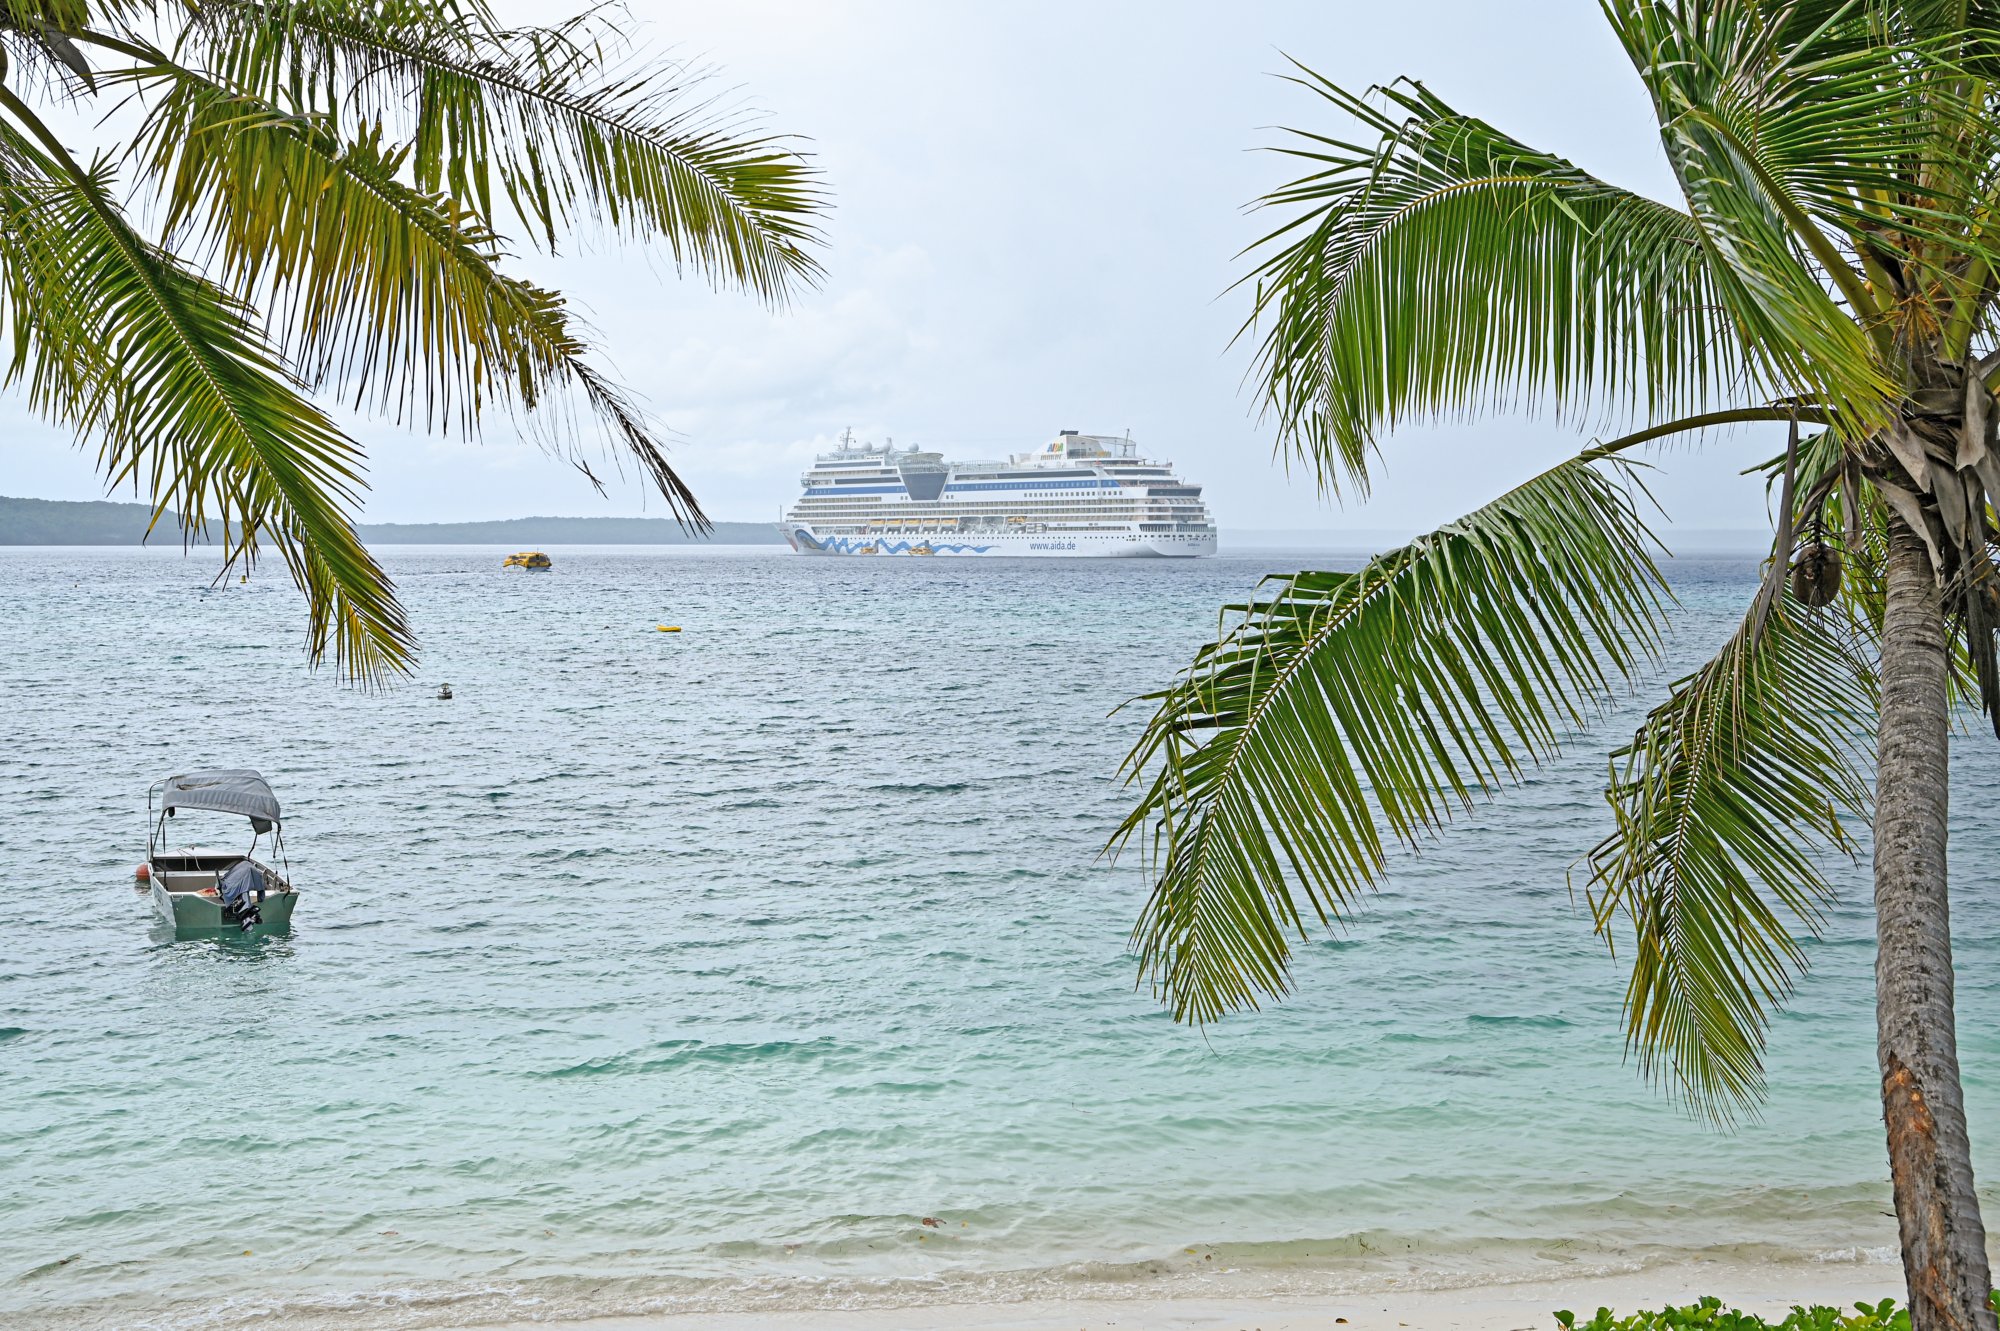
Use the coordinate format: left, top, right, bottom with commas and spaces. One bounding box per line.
3, 0, 1784, 537
637, 244, 942, 438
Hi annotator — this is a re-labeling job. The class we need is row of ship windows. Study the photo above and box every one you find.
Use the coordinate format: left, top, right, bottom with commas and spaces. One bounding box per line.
794, 496, 1207, 507
794, 498, 1207, 507
794, 504, 1209, 514
794, 512, 1208, 522
810, 469, 1175, 481
801, 481, 1194, 496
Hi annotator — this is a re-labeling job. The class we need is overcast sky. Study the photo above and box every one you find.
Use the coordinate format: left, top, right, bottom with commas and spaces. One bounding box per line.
4, 0, 1791, 537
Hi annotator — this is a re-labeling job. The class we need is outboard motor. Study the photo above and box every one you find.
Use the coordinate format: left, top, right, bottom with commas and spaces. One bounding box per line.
217, 861, 265, 932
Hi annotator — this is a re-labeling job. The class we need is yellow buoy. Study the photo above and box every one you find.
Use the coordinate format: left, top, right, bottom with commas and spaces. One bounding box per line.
657, 625, 681, 633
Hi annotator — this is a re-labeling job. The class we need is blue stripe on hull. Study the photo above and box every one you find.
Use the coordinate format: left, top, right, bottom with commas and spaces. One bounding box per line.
795, 533, 996, 555
782, 526, 1213, 558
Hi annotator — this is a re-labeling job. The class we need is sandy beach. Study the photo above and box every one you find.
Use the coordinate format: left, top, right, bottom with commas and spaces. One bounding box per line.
460, 1260, 1905, 1331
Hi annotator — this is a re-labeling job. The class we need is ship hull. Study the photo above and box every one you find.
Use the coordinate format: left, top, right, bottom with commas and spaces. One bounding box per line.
781, 526, 1214, 558
782, 432, 1217, 558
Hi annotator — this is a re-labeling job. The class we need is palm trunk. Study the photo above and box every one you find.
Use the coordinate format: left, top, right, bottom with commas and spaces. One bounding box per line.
1876, 516, 1994, 1331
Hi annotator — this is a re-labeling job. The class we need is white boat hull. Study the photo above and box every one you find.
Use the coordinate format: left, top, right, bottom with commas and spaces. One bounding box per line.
782, 525, 1215, 558
150, 876, 298, 933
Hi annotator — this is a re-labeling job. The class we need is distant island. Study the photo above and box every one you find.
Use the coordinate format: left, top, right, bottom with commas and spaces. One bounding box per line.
1, 494, 1772, 553
0, 496, 787, 545
358, 515, 787, 545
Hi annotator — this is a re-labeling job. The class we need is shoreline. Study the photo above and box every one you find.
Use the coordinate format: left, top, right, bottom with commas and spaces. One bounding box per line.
0, 1248, 1915, 1331
450, 1259, 1905, 1331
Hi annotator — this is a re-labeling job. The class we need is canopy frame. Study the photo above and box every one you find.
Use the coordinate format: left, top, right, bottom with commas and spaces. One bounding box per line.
147, 770, 289, 875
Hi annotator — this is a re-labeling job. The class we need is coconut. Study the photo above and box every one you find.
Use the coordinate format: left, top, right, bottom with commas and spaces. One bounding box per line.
1789, 542, 1843, 608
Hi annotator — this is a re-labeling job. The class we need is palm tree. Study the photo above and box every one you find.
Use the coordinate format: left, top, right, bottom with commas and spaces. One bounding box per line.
0, 0, 822, 681
1113, 5, 2000, 1329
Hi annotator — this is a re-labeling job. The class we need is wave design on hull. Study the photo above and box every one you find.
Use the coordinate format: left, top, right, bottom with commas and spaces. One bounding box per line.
795, 532, 995, 556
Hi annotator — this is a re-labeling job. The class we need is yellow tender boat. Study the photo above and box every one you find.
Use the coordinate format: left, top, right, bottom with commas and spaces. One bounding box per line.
502, 551, 552, 570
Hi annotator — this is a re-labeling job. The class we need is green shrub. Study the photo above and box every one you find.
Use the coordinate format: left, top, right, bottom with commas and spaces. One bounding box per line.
1553, 1293, 2000, 1331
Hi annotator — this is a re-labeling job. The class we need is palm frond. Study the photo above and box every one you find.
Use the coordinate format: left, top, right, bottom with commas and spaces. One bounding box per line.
179, 0, 825, 299
1584, 596, 1876, 1122
1114, 456, 1670, 1023
125, 70, 707, 524
0, 111, 410, 682
1241, 69, 1751, 495
1603, 0, 1993, 423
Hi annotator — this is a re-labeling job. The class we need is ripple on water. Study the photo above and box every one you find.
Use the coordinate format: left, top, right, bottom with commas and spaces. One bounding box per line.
1, 548, 1995, 1330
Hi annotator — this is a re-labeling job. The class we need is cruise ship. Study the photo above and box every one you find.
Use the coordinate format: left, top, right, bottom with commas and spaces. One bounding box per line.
779, 429, 1217, 557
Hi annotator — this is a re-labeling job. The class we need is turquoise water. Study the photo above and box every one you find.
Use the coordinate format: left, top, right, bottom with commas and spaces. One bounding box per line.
2, 546, 1997, 1330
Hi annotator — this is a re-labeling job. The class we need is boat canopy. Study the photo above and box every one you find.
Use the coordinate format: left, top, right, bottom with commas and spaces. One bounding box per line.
160, 770, 280, 831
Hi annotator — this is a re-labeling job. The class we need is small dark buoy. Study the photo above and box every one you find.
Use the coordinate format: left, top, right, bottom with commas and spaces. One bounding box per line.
437, 684, 454, 700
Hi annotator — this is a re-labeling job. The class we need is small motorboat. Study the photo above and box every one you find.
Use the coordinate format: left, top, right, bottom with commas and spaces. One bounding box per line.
143, 770, 299, 933
502, 551, 552, 570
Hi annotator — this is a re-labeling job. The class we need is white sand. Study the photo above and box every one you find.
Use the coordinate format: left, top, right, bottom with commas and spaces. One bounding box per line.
463, 1259, 1902, 1331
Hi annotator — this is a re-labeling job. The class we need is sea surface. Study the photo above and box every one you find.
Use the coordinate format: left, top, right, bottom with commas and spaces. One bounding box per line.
2, 545, 1997, 1330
